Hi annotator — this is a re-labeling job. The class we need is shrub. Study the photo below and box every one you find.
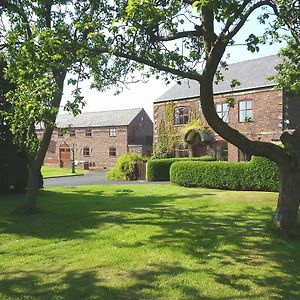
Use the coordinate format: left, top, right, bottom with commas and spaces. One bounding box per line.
170, 156, 279, 192
147, 155, 215, 181
107, 153, 146, 181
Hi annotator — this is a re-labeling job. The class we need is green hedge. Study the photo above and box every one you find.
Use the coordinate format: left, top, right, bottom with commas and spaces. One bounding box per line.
147, 156, 215, 181
170, 156, 279, 192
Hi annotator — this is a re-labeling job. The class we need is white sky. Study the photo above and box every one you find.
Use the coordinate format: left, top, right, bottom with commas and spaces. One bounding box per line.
61, 10, 285, 120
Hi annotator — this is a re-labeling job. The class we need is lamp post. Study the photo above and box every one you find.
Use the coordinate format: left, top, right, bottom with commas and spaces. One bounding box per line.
71, 144, 77, 173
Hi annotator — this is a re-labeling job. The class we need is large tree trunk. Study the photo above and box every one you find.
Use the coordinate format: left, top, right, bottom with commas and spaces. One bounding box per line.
199, 43, 298, 231
21, 160, 41, 213
274, 165, 300, 230
18, 71, 66, 214
18, 124, 55, 214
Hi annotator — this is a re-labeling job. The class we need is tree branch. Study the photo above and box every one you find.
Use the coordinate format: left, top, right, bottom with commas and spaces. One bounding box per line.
92, 47, 202, 81
225, 0, 277, 41
0, 1, 32, 38
151, 29, 202, 42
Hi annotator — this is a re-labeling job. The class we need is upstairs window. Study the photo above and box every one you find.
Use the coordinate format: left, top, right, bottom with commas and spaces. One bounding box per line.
109, 147, 116, 157
83, 147, 90, 157
239, 100, 253, 122
58, 130, 64, 138
109, 128, 117, 137
175, 107, 189, 125
216, 102, 229, 123
85, 129, 92, 137
69, 129, 76, 138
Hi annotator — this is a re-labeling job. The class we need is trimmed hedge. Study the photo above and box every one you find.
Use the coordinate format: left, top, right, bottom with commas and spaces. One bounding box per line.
170, 156, 279, 192
147, 155, 215, 181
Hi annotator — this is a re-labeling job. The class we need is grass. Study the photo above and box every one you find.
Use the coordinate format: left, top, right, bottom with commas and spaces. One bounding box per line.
0, 184, 299, 299
41, 166, 86, 178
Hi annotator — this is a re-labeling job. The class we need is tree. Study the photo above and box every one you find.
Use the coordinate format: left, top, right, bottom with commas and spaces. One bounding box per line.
109, 0, 300, 230
0, 56, 28, 194
0, 1, 132, 212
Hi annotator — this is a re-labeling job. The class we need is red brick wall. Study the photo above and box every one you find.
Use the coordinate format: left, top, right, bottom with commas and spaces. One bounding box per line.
38, 126, 129, 169
154, 87, 283, 162
38, 111, 153, 169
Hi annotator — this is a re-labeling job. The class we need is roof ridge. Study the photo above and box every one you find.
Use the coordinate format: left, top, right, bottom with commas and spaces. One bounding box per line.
58, 107, 143, 116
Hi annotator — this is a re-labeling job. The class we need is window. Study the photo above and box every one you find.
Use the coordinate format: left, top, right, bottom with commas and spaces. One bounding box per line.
109, 128, 117, 137
85, 129, 92, 137
58, 130, 64, 138
216, 102, 229, 123
109, 147, 116, 157
69, 129, 76, 137
215, 141, 228, 161
83, 147, 90, 157
238, 149, 251, 162
175, 107, 189, 125
175, 144, 189, 158
239, 100, 253, 122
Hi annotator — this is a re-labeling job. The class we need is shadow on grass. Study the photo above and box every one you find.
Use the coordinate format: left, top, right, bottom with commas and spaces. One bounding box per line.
0, 187, 299, 299
0, 265, 280, 300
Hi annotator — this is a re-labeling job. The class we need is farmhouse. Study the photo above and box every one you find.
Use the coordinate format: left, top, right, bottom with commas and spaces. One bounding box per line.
37, 108, 153, 169
154, 55, 300, 162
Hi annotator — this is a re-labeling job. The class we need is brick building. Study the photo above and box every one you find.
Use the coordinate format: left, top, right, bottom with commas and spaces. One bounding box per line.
154, 55, 300, 162
37, 108, 153, 169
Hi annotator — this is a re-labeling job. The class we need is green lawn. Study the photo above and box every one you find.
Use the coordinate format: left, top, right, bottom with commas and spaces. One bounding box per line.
0, 185, 299, 299
41, 166, 86, 178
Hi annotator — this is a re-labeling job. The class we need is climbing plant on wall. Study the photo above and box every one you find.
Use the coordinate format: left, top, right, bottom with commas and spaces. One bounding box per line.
153, 102, 179, 158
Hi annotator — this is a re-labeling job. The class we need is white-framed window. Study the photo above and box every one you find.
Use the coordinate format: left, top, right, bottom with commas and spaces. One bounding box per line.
239, 100, 253, 122
216, 102, 229, 123
174, 107, 189, 125
109, 128, 117, 137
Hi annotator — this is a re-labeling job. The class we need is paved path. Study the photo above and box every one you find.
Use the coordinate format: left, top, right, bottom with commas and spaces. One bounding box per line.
44, 171, 168, 187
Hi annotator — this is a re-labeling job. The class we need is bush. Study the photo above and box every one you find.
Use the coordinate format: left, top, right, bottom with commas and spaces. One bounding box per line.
170, 156, 279, 192
147, 155, 215, 181
107, 153, 146, 181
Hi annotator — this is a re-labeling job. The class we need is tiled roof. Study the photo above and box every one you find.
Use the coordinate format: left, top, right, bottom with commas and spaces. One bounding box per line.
155, 55, 281, 102
55, 108, 144, 128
